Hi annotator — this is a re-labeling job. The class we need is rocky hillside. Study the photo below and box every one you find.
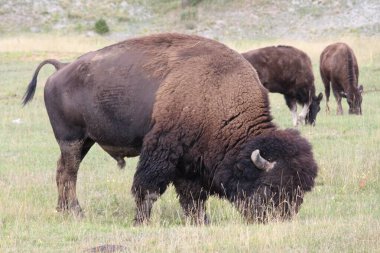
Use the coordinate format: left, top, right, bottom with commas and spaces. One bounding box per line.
0, 0, 379, 40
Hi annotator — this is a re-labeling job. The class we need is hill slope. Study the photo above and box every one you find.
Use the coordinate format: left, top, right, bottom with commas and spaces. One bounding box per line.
0, 0, 379, 39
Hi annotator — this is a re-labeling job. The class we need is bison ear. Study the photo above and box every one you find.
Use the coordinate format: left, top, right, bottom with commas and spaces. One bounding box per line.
339, 91, 347, 98
251, 150, 276, 171
317, 92, 323, 101
358, 85, 364, 93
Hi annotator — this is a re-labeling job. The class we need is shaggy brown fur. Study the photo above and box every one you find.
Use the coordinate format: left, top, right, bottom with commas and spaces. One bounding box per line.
23, 33, 318, 224
320, 42, 363, 115
243, 46, 323, 126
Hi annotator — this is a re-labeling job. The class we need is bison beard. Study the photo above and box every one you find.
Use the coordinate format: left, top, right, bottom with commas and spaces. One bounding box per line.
229, 129, 317, 222
23, 33, 318, 225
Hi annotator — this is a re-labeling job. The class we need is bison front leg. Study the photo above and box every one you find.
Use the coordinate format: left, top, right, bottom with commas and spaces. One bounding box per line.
132, 160, 174, 225
285, 96, 298, 127
336, 98, 343, 115
332, 89, 344, 115
133, 191, 159, 225
321, 74, 331, 113
298, 103, 310, 125
174, 179, 210, 225
131, 138, 177, 225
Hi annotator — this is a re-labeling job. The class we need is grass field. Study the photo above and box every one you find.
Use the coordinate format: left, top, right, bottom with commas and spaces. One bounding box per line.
0, 34, 379, 252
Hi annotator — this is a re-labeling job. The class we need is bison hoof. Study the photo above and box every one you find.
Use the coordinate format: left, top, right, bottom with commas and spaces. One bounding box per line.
186, 213, 211, 225
292, 118, 300, 127
71, 205, 84, 219
56, 201, 84, 219
203, 213, 211, 225
84, 245, 128, 253
133, 217, 149, 226
297, 117, 305, 126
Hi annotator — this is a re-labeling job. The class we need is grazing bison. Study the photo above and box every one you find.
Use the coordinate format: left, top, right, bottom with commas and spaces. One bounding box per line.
23, 33, 318, 224
242, 46, 323, 127
320, 42, 363, 115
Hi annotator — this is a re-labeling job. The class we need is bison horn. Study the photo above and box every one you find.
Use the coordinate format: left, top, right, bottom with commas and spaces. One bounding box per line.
251, 150, 276, 171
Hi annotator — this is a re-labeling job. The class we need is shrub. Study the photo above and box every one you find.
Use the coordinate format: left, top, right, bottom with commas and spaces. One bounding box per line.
94, 18, 110, 35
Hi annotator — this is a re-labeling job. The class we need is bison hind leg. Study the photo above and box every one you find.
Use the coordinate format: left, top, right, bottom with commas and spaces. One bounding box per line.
56, 137, 94, 217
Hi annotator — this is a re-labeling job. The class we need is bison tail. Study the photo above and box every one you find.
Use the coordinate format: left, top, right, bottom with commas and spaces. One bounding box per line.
22, 59, 67, 106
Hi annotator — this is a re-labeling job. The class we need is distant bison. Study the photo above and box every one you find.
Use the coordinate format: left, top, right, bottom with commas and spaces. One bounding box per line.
243, 46, 323, 126
320, 42, 363, 115
23, 33, 318, 224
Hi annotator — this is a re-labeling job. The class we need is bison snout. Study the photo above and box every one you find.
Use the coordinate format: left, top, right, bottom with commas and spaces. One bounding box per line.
349, 108, 362, 115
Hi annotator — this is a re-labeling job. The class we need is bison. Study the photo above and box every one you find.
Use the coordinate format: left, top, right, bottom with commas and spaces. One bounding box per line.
242, 46, 323, 127
23, 33, 318, 224
320, 42, 363, 115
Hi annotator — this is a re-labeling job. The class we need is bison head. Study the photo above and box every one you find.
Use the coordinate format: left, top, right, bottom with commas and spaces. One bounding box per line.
348, 85, 363, 115
340, 85, 363, 115
233, 129, 318, 223
305, 92, 323, 126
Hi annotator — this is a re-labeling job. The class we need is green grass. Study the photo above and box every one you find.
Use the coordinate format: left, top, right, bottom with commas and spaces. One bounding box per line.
0, 35, 380, 252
